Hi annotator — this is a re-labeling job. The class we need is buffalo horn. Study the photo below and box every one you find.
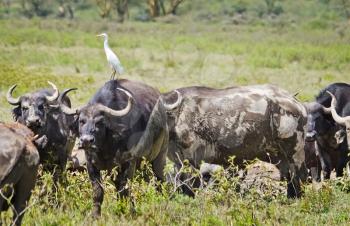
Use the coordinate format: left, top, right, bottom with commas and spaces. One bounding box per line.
6, 84, 21, 105
97, 88, 133, 117
327, 91, 350, 126
45, 81, 59, 102
162, 90, 182, 110
59, 88, 80, 115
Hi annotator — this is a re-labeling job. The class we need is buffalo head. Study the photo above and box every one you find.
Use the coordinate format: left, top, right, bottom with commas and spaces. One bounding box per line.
7, 81, 59, 132
304, 102, 332, 142
59, 88, 133, 149
161, 90, 182, 128
327, 91, 350, 148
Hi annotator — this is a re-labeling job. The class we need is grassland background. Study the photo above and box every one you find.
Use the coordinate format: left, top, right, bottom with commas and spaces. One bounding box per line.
1, 0, 350, 225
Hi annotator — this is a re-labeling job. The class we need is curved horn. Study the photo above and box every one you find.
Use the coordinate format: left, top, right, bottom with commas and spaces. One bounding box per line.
304, 101, 331, 114
97, 88, 133, 117
58, 88, 79, 115
327, 91, 350, 126
322, 105, 331, 114
58, 88, 77, 103
45, 81, 59, 102
6, 84, 21, 105
162, 90, 182, 110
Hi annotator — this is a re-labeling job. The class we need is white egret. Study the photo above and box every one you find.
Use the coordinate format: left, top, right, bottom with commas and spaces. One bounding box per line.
97, 33, 124, 80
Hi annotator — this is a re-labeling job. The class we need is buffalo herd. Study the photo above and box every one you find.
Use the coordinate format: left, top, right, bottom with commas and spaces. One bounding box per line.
1, 78, 350, 224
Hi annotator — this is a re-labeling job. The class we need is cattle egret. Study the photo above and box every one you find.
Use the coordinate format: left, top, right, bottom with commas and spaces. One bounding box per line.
97, 33, 124, 80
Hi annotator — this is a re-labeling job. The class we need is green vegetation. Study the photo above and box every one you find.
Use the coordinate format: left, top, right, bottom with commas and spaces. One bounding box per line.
1, 0, 350, 225
1, 161, 350, 225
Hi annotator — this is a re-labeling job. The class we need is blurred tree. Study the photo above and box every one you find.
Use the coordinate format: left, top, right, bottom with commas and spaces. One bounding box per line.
116, 0, 128, 22
57, 0, 74, 19
264, 0, 283, 15
265, 0, 275, 14
21, 0, 52, 17
95, 0, 128, 21
168, 0, 184, 15
147, 0, 160, 17
147, 0, 185, 18
1, 0, 11, 14
95, 0, 113, 18
340, 0, 350, 18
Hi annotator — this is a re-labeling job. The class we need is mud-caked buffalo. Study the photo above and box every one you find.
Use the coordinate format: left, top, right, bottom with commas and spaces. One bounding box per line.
6, 82, 76, 182
304, 83, 350, 180
162, 84, 308, 198
0, 122, 40, 226
59, 79, 168, 217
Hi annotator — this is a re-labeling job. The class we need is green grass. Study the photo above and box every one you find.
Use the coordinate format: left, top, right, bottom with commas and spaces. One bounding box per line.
2, 164, 350, 225
1, 18, 349, 106
1, 16, 350, 225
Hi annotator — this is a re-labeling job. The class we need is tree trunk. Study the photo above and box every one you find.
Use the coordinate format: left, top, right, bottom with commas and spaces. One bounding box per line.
341, 0, 350, 18
159, 0, 166, 15
66, 4, 74, 19
265, 0, 275, 14
148, 0, 160, 17
116, 0, 128, 22
167, 0, 184, 15
96, 0, 112, 18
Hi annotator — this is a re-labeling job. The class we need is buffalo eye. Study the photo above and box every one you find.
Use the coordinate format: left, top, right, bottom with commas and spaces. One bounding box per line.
96, 119, 104, 126
79, 119, 86, 125
38, 104, 44, 111
22, 106, 28, 111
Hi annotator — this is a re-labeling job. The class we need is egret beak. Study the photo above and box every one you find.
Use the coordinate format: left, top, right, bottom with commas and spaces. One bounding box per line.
96, 34, 103, 37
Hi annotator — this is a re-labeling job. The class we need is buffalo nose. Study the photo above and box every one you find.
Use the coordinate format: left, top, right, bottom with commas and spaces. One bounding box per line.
79, 135, 95, 148
27, 118, 41, 127
305, 131, 316, 142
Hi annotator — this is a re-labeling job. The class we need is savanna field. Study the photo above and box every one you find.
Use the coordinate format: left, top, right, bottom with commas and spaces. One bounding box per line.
1, 0, 350, 225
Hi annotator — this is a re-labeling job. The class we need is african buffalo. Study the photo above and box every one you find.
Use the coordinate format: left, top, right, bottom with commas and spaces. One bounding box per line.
59, 79, 168, 217
0, 122, 40, 226
304, 83, 350, 180
162, 84, 308, 198
6, 82, 76, 183
326, 91, 350, 170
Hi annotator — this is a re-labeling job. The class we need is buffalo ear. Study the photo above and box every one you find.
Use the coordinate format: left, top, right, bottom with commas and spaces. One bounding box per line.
335, 129, 346, 144
12, 106, 21, 121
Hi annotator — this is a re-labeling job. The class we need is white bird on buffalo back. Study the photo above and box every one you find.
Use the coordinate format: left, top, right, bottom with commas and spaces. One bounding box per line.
97, 33, 124, 80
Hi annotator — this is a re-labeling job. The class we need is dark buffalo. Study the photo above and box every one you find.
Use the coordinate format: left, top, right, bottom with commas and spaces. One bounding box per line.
326, 90, 350, 173
0, 122, 40, 226
59, 79, 168, 217
6, 82, 76, 182
304, 83, 350, 180
162, 84, 308, 198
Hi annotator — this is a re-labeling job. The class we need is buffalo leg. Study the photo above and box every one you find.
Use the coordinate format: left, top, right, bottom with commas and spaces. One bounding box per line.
174, 163, 198, 198
310, 166, 321, 182
57, 146, 68, 184
278, 159, 302, 198
304, 141, 321, 182
87, 162, 103, 218
113, 161, 136, 198
336, 141, 349, 177
151, 139, 168, 182
318, 148, 332, 180
12, 165, 38, 226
